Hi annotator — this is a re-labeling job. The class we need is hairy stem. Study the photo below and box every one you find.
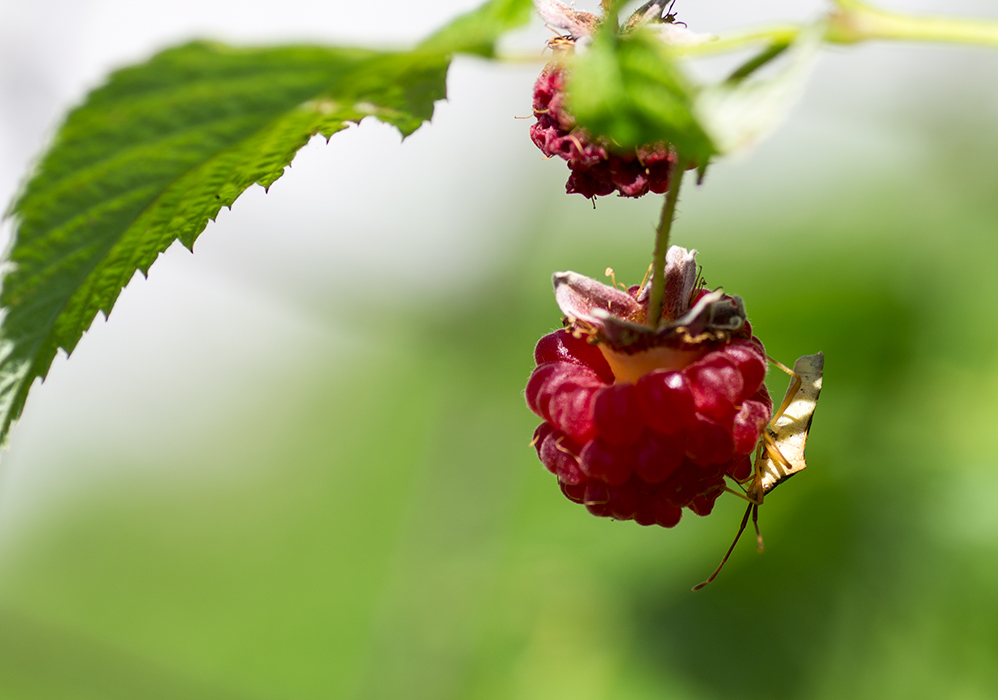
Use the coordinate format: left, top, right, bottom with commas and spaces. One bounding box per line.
646, 158, 686, 328
681, 24, 803, 57
680, 4, 998, 57
601, 0, 622, 32
828, 0, 869, 10
828, 4, 998, 47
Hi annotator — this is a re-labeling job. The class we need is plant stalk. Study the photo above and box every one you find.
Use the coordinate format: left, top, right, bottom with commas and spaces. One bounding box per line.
601, 0, 621, 32
646, 158, 686, 328
681, 24, 803, 57
680, 3, 998, 57
827, 4, 998, 48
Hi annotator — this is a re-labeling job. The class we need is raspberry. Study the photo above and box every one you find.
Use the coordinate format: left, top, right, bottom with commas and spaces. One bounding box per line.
534, 329, 614, 383
593, 383, 645, 445
687, 354, 744, 421
525, 246, 772, 528
635, 370, 696, 434
580, 437, 634, 486
529, 0, 719, 200
530, 65, 678, 199
533, 423, 586, 485
634, 431, 683, 484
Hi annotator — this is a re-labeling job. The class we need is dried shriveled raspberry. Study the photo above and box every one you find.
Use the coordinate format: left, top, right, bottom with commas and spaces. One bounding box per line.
531, 65, 678, 199
525, 247, 772, 528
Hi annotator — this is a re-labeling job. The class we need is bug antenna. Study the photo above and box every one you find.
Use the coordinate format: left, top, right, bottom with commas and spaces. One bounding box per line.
692, 501, 753, 591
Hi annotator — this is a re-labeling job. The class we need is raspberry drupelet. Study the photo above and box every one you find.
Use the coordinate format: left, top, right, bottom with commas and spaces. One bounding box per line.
525, 247, 772, 528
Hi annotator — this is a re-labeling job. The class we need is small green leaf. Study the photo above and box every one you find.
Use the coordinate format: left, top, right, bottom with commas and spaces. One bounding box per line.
0, 40, 454, 446
567, 29, 718, 164
420, 0, 534, 57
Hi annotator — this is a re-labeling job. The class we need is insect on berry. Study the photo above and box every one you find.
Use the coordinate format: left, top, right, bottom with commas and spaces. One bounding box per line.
692, 352, 824, 590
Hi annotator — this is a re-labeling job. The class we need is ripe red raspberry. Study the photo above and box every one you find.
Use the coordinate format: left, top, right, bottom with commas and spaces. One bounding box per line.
531, 65, 677, 199
526, 247, 773, 528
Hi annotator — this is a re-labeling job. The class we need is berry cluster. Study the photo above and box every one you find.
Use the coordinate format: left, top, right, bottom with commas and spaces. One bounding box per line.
524, 248, 772, 528
530, 66, 677, 199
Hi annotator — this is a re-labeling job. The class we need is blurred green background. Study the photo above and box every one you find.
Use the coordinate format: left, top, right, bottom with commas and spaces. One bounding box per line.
3, 1, 998, 698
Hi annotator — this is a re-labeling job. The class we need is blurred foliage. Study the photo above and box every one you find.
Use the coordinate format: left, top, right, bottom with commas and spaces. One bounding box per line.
569, 29, 717, 163
420, 0, 533, 57
2, 62, 998, 700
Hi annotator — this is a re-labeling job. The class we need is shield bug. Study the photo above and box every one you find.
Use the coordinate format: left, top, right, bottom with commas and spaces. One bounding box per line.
693, 352, 824, 590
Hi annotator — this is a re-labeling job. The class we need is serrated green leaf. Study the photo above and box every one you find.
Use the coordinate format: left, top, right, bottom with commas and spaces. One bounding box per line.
567, 30, 717, 164
0, 40, 453, 446
420, 0, 534, 57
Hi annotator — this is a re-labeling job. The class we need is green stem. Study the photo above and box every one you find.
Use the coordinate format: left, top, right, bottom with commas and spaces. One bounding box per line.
827, 4, 998, 47
646, 158, 686, 328
601, 0, 621, 32
679, 3, 998, 57
727, 43, 792, 83
829, 0, 869, 10
681, 24, 802, 57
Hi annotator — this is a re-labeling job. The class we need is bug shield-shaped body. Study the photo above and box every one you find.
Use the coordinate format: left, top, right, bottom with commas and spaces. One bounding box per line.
749, 352, 824, 503
692, 352, 824, 590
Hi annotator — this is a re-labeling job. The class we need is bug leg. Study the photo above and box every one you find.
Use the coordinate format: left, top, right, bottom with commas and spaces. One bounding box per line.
752, 503, 764, 552
763, 431, 794, 471
723, 484, 752, 502
746, 440, 767, 505
693, 501, 753, 591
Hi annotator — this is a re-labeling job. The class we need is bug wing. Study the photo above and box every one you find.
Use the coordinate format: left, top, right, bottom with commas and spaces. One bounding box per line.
759, 352, 824, 495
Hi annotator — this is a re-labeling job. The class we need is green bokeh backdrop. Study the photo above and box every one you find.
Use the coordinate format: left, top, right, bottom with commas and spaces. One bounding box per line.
1, 54, 998, 700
